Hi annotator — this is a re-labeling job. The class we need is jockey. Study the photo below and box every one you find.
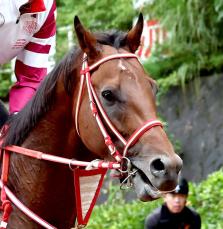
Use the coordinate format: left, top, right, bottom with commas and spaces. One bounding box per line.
0, 0, 56, 114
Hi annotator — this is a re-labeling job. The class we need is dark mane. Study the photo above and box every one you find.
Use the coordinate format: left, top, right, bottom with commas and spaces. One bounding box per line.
0, 100, 9, 128
3, 30, 127, 146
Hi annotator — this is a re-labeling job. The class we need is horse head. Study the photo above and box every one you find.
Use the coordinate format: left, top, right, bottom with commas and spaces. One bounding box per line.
74, 14, 183, 201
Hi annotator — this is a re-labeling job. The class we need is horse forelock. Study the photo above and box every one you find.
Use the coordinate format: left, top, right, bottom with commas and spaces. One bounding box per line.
3, 31, 128, 147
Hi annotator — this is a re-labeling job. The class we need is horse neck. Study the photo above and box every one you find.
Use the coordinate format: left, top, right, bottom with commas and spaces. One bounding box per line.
24, 99, 77, 156
7, 85, 85, 228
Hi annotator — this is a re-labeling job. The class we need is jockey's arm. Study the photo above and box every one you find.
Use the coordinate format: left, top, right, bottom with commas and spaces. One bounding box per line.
9, 0, 56, 114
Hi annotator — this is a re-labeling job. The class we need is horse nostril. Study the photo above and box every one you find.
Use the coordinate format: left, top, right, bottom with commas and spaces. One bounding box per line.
150, 158, 165, 177
150, 155, 183, 179
152, 159, 165, 171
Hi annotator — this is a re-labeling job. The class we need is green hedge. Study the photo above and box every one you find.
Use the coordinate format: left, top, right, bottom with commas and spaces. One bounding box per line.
142, 0, 223, 93
87, 170, 223, 228
0, 63, 12, 99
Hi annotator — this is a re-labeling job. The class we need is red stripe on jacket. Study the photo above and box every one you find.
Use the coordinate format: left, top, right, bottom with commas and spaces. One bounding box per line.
34, 0, 56, 39
25, 42, 51, 54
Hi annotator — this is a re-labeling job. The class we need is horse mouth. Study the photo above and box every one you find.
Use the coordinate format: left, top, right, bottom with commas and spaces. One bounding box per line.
131, 166, 162, 201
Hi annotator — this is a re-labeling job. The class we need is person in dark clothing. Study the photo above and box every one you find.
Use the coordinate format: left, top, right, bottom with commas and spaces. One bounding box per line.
144, 178, 201, 229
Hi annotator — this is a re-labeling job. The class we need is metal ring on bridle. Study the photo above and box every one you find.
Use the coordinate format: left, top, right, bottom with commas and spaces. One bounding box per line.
118, 156, 131, 173
120, 169, 138, 190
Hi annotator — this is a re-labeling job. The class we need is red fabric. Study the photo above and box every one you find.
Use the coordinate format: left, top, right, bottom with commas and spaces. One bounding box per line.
15, 60, 47, 82
34, 0, 56, 39
10, 1, 56, 113
10, 60, 47, 113
74, 168, 107, 226
25, 42, 51, 54
30, 0, 46, 12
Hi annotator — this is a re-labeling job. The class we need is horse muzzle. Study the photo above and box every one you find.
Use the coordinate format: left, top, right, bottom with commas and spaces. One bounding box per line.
130, 153, 183, 201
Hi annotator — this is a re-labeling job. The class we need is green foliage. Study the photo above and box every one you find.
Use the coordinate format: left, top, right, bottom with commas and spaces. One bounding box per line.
0, 65, 12, 99
55, 0, 138, 60
88, 182, 162, 229
142, 0, 223, 92
56, 0, 137, 31
0, 76, 11, 98
87, 170, 223, 229
189, 170, 223, 229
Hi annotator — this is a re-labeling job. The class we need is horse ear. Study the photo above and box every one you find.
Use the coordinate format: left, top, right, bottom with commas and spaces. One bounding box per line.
126, 13, 144, 53
74, 16, 99, 58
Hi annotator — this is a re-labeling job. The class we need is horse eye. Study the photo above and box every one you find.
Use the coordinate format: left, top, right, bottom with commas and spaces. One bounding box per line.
101, 90, 115, 102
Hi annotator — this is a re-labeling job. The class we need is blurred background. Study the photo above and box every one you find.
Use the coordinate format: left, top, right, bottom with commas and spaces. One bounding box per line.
1, 0, 223, 228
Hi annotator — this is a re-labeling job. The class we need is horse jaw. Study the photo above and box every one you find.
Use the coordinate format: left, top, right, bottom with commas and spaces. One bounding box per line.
132, 172, 161, 201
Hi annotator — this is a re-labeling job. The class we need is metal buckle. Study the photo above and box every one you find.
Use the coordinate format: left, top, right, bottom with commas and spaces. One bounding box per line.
120, 169, 138, 190
118, 157, 138, 190
118, 156, 131, 174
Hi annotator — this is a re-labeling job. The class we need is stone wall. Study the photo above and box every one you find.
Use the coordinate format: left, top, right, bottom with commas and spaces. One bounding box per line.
158, 74, 223, 182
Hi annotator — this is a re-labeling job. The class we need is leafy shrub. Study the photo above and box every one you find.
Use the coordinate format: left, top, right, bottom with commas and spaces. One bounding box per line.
0, 70, 12, 99
189, 170, 223, 229
87, 170, 223, 229
142, 0, 223, 93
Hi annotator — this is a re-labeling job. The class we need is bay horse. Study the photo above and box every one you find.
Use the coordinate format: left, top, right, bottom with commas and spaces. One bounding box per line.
0, 14, 182, 228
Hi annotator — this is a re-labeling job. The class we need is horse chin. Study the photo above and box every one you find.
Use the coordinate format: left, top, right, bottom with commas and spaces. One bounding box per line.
132, 172, 161, 202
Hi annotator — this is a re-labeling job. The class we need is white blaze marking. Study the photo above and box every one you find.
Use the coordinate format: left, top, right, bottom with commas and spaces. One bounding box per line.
118, 60, 127, 71
118, 59, 135, 80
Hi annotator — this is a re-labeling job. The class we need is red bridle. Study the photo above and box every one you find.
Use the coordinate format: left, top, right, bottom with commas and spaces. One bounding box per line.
75, 52, 163, 165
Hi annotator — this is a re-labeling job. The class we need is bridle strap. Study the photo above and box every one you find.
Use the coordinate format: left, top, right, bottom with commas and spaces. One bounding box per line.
75, 53, 138, 143
123, 119, 163, 157
84, 54, 123, 162
0, 144, 121, 229
82, 53, 138, 73
89, 83, 127, 145
1, 145, 120, 169
0, 180, 56, 229
75, 52, 163, 162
